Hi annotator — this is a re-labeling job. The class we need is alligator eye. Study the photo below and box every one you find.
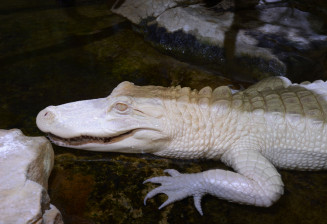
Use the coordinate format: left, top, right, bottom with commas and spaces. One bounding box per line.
114, 102, 129, 112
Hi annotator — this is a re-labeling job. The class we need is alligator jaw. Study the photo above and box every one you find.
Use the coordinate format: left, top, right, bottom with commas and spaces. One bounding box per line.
47, 130, 135, 146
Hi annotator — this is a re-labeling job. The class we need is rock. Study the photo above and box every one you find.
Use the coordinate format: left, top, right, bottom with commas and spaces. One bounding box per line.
43, 205, 64, 224
0, 129, 63, 224
112, 0, 327, 82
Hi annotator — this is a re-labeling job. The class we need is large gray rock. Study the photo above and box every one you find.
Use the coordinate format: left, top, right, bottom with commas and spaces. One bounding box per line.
112, 0, 327, 82
0, 129, 63, 224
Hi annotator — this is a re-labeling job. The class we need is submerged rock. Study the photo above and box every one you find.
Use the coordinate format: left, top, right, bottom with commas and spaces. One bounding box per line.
112, 0, 327, 82
0, 129, 63, 224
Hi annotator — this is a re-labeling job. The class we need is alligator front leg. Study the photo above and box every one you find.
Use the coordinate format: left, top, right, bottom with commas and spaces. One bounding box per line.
143, 149, 284, 215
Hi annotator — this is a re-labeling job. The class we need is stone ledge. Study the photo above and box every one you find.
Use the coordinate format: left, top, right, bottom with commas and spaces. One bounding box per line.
0, 129, 63, 224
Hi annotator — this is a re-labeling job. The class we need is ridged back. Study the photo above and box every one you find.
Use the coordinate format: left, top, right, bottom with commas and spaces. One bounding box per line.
233, 77, 327, 124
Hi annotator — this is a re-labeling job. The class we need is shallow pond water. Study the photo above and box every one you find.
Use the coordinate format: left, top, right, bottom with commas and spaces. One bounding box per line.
1, 1, 327, 224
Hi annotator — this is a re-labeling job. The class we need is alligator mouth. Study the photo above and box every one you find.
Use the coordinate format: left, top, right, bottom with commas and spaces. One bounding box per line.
48, 130, 134, 146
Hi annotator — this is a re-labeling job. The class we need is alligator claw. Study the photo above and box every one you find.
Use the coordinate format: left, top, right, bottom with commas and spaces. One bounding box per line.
163, 169, 181, 177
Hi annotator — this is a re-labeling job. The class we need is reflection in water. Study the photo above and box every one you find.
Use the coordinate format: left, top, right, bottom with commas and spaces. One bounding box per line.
223, 1, 260, 77
56, 0, 76, 7
0, 20, 131, 67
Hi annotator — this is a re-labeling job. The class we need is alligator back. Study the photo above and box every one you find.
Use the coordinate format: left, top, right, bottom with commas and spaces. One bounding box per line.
232, 77, 327, 170
240, 77, 327, 125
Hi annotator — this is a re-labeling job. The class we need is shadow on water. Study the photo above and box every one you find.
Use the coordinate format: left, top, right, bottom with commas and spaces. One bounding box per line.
0, 0, 112, 15
0, 20, 131, 67
0, 5, 64, 15
0, 0, 129, 67
223, 1, 261, 79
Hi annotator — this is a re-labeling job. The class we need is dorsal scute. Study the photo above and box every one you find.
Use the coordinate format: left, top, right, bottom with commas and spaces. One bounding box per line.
300, 81, 311, 85
180, 87, 191, 96
199, 86, 212, 96
197, 87, 212, 109
244, 76, 292, 95
176, 87, 191, 103
175, 86, 211, 102
209, 86, 233, 115
212, 86, 232, 101
300, 80, 327, 95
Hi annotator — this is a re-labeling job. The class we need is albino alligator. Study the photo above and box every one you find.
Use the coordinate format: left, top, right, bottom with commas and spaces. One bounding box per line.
36, 76, 327, 215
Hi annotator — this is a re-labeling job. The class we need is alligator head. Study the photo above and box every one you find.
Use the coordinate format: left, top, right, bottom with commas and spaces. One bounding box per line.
36, 81, 171, 153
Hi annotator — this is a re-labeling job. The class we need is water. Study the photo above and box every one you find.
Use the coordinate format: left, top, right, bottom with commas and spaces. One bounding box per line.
1, 0, 327, 223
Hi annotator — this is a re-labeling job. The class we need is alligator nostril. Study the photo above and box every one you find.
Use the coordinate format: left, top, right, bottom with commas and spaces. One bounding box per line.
36, 107, 57, 131
42, 110, 55, 122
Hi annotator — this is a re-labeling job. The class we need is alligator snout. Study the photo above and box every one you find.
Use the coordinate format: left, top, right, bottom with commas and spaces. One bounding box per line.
36, 106, 57, 132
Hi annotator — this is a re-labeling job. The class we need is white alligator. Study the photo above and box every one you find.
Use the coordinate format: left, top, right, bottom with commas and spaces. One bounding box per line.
36, 76, 327, 215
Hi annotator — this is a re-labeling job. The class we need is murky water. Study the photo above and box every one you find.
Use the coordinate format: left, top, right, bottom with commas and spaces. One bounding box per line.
1, 0, 327, 223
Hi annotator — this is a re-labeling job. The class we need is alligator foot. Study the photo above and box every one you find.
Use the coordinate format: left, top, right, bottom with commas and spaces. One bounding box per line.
143, 169, 205, 215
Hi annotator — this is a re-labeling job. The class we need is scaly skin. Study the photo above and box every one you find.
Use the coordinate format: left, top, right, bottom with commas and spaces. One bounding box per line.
36, 77, 327, 215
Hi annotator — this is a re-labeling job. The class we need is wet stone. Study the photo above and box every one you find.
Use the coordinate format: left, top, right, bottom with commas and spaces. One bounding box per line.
112, 0, 327, 82
0, 129, 63, 224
